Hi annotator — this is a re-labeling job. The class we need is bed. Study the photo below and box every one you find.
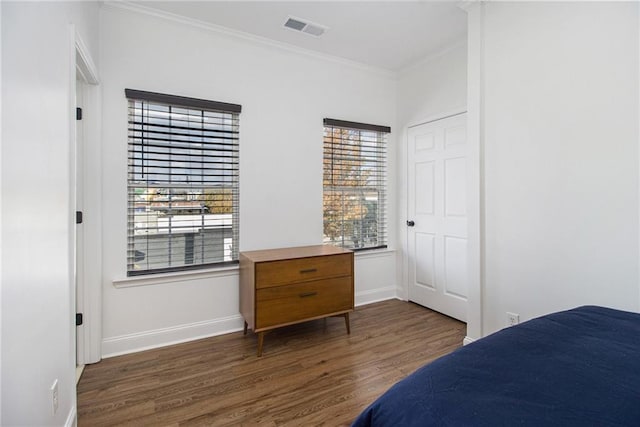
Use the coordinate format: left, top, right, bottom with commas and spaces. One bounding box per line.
352, 306, 640, 426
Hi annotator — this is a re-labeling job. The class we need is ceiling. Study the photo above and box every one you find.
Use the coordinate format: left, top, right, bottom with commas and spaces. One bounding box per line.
131, 1, 468, 71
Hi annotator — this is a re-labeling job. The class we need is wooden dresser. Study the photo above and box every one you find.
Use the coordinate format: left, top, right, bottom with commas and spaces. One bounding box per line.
239, 245, 354, 356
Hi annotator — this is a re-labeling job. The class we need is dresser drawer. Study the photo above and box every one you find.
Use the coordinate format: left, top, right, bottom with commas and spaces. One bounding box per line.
255, 277, 353, 329
255, 253, 352, 289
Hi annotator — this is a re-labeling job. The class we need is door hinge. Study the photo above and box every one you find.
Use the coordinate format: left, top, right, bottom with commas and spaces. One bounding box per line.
76, 211, 83, 224
76, 107, 83, 121
76, 313, 83, 326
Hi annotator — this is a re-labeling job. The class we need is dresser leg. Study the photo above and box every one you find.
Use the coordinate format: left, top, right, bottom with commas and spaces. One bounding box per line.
344, 313, 351, 334
243, 321, 248, 335
257, 332, 265, 357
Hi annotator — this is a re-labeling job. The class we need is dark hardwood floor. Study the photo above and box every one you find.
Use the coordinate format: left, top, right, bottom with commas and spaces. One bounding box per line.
77, 299, 466, 426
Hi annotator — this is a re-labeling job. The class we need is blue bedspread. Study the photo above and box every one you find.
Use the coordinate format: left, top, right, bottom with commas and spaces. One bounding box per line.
352, 306, 640, 426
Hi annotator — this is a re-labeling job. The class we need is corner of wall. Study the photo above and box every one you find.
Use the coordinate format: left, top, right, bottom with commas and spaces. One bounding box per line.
0, 0, 4, 421
462, 1, 484, 341
637, 0, 640, 312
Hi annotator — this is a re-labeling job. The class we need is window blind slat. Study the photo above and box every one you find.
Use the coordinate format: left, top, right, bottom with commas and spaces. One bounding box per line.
127, 91, 240, 276
322, 121, 388, 250
128, 140, 238, 149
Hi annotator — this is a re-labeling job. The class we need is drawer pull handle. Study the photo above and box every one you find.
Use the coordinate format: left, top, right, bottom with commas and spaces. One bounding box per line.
299, 291, 318, 298
300, 268, 318, 274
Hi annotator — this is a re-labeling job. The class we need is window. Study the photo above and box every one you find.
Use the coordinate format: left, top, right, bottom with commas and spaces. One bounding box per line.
323, 118, 389, 250
126, 89, 240, 275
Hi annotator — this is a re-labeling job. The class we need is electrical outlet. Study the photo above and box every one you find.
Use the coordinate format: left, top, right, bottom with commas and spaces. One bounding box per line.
51, 379, 59, 415
507, 312, 520, 327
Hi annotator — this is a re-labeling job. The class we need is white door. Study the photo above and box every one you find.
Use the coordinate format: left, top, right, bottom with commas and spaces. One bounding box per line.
407, 113, 468, 321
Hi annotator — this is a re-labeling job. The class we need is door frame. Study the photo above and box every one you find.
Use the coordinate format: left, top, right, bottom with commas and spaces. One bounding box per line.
400, 107, 481, 344
70, 27, 102, 365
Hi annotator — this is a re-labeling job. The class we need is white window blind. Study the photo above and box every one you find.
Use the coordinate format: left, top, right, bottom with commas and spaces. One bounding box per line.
323, 118, 389, 251
126, 89, 240, 276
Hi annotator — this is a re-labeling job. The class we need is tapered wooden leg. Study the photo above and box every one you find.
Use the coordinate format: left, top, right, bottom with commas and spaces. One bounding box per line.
243, 321, 248, 335
344, 312, 351, 334
257, 332, 265, 357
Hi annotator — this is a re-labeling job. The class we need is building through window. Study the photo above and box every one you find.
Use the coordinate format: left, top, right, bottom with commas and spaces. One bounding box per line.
126, 89, 240, 275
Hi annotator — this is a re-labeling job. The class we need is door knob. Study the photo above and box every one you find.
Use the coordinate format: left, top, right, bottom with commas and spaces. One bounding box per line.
406, 220, 415, 227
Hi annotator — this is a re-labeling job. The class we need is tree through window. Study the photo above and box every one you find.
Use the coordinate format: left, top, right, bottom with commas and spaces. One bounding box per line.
323, 119, 389, 250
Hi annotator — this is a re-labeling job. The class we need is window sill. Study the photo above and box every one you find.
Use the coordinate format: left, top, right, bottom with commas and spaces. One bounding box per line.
354, 247, 396, 260
112, 248, 396, 289
113, 265, 239, 288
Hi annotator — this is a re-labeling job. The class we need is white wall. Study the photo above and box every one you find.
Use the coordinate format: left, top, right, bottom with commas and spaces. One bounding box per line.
470, 2, 640, 336
396, 42, 468, 301
100, 5, 397, 356
1, 1, 99, 425
397, 43, 467, 128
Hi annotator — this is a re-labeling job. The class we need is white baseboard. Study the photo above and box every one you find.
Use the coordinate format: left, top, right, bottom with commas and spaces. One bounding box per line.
463, 336, 476, 346
102, 314, 244, 358
355, 286, 398, 306
102, 286, 399, 358
65, 404, 77, 427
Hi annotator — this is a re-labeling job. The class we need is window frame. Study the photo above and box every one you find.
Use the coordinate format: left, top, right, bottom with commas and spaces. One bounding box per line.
323, 118, 390, 252
125, 89, 241, 276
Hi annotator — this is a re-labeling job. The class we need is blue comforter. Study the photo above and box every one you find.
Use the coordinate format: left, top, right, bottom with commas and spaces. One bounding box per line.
352, 306, 640, 426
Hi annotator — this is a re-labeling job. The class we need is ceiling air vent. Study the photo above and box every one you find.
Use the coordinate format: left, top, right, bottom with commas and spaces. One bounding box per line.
284, 16, 327, 37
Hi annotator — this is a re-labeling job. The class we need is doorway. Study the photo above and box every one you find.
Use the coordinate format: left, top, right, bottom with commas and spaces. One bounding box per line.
75, 75, 85, 378
406, 113, 468, 321
73, 32, 101, 375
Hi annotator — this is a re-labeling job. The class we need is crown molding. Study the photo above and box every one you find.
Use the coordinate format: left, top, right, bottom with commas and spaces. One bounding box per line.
102, 1, 397, 79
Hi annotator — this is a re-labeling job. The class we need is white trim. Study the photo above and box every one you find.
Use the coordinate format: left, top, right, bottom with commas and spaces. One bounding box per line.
74, 30, 99, 84
65, 404, 77, 427
102, 1, 396, 79
0, 0, 3, 415
398, 122, 410, 303
355, 286, 398, 307
102, 314, 244, 358
74, 29, 102, 366
67, 26, 78, 427
113, 249, 395, 288
406, 107, 468, 130
102, 286, 398, 357
463, 1, 485, 341
463, 336, 476, 346
354, 248, 396, 260
75, 365, 85, 385
113, 265, 239, 288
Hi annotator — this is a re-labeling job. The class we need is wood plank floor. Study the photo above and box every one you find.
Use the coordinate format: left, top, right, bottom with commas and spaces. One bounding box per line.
77, 299, 465, 426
